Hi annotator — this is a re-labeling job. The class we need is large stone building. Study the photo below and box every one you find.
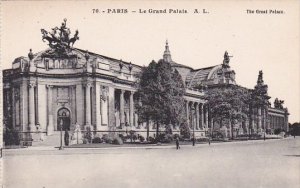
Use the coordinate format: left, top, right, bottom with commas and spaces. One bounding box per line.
2, 20, 289, 144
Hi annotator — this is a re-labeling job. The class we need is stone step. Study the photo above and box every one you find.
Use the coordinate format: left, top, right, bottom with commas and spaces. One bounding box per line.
31, 131, 62, 147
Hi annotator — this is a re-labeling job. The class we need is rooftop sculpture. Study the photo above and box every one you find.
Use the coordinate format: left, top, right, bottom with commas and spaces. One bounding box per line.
41, 18, 79, 54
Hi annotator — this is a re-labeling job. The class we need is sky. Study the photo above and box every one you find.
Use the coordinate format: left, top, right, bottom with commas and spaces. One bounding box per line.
1, 0, 299, 123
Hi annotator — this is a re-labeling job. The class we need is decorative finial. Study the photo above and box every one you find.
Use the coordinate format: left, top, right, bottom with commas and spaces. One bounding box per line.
28, 49, 34, 61
119, 59, 124, 70
128, 62, 133, 72
257, 70, 264, 85
163, 40, 172, 62
84, 50, 90, 61
222, 51, 232, 68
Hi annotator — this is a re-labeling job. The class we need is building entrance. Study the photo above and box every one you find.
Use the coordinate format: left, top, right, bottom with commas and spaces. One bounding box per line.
57, 108, 71, 131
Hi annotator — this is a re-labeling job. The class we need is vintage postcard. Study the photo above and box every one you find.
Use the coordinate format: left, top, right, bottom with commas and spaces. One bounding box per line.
1, 0, 299, 188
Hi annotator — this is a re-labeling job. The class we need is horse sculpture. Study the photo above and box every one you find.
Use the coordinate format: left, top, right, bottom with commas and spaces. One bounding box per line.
41, 19, 80, 53
68, 30, 79, 47
41, 29, 60, 47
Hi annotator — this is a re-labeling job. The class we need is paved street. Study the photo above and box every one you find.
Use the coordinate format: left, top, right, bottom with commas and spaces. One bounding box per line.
3, 137, 300, 188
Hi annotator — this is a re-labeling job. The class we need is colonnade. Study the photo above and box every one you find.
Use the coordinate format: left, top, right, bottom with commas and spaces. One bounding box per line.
186, 100, 208, 130
269, 114, 286, 130
116, 89, 135, 127
250, 107, 269, 132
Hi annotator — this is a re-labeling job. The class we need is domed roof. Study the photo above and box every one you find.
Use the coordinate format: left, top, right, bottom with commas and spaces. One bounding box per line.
185, 65, 220, 87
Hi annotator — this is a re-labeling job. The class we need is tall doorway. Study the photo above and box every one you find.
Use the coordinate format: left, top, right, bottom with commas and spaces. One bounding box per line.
57, 108, 71, 131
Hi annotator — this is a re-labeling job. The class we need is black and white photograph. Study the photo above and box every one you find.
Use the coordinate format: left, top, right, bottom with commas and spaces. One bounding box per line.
1, 0, 299, 188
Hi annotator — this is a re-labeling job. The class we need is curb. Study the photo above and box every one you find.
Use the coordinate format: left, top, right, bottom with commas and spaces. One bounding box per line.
3, 137, 291, 152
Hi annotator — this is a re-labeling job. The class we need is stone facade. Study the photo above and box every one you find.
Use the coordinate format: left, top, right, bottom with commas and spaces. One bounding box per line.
2, 22, 289, 143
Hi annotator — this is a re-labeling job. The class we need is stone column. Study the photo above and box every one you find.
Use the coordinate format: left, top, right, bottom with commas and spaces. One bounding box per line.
190, 102, 194, 130
200, 103, 204, 129
195, 103, 199, 130
28, 82, 36, 131
120, 90, 125, 127
257, 107, 262, 132
250, 108, 255, 133
85, 83, 92, 126
11, 87, 16, 129
186, 101, 189, 125
129, 91, 134, 127
46, 85, 54, 135
262, 108, 266, 131
245, 118, 249, 134
205, 105, 209, 128
270, 115, 273, 129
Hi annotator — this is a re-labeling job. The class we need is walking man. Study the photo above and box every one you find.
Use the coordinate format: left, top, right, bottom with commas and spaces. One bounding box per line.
176, 137, 180, 150
64, 130, 69, 146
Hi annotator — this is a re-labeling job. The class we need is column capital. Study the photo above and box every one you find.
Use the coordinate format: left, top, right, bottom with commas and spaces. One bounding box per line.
28, 82, 36, 88
46, 84, 54, 89
120, 89, 125, 94
84, 82, 93, 88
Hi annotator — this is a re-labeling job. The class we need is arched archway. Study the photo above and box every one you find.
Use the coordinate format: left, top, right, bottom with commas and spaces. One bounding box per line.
57, 108, 71, 131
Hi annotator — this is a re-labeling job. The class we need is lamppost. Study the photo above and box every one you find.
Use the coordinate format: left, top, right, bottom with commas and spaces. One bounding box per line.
59, 119, 64, 150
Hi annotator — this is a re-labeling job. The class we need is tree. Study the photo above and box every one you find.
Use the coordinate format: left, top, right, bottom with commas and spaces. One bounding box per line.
136, 59, 186, 141
250, 70, 271, 133
290, 122, 300, 136
203, 85, 251, 138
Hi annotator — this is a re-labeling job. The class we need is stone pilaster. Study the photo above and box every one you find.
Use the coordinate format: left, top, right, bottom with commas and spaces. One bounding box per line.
20, 79, 28, 131
108, 87, 115, 128
120, 90, 125, 127
46, 85, 54, 135
85, 83, 92, 126
101, 86, 109, 125
76, 85, 84, 126
129, 91, 134, 127
94, 83, 101, 130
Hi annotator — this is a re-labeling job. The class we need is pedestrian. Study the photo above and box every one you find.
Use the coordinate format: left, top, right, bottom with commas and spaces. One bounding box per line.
208, 138, 211, 145
264, 132, 266, 141
64, 130, 69, 146
176, 137, 180, 150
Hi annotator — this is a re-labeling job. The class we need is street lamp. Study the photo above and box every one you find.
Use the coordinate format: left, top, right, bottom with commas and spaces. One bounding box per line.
59, 119, 64, 150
